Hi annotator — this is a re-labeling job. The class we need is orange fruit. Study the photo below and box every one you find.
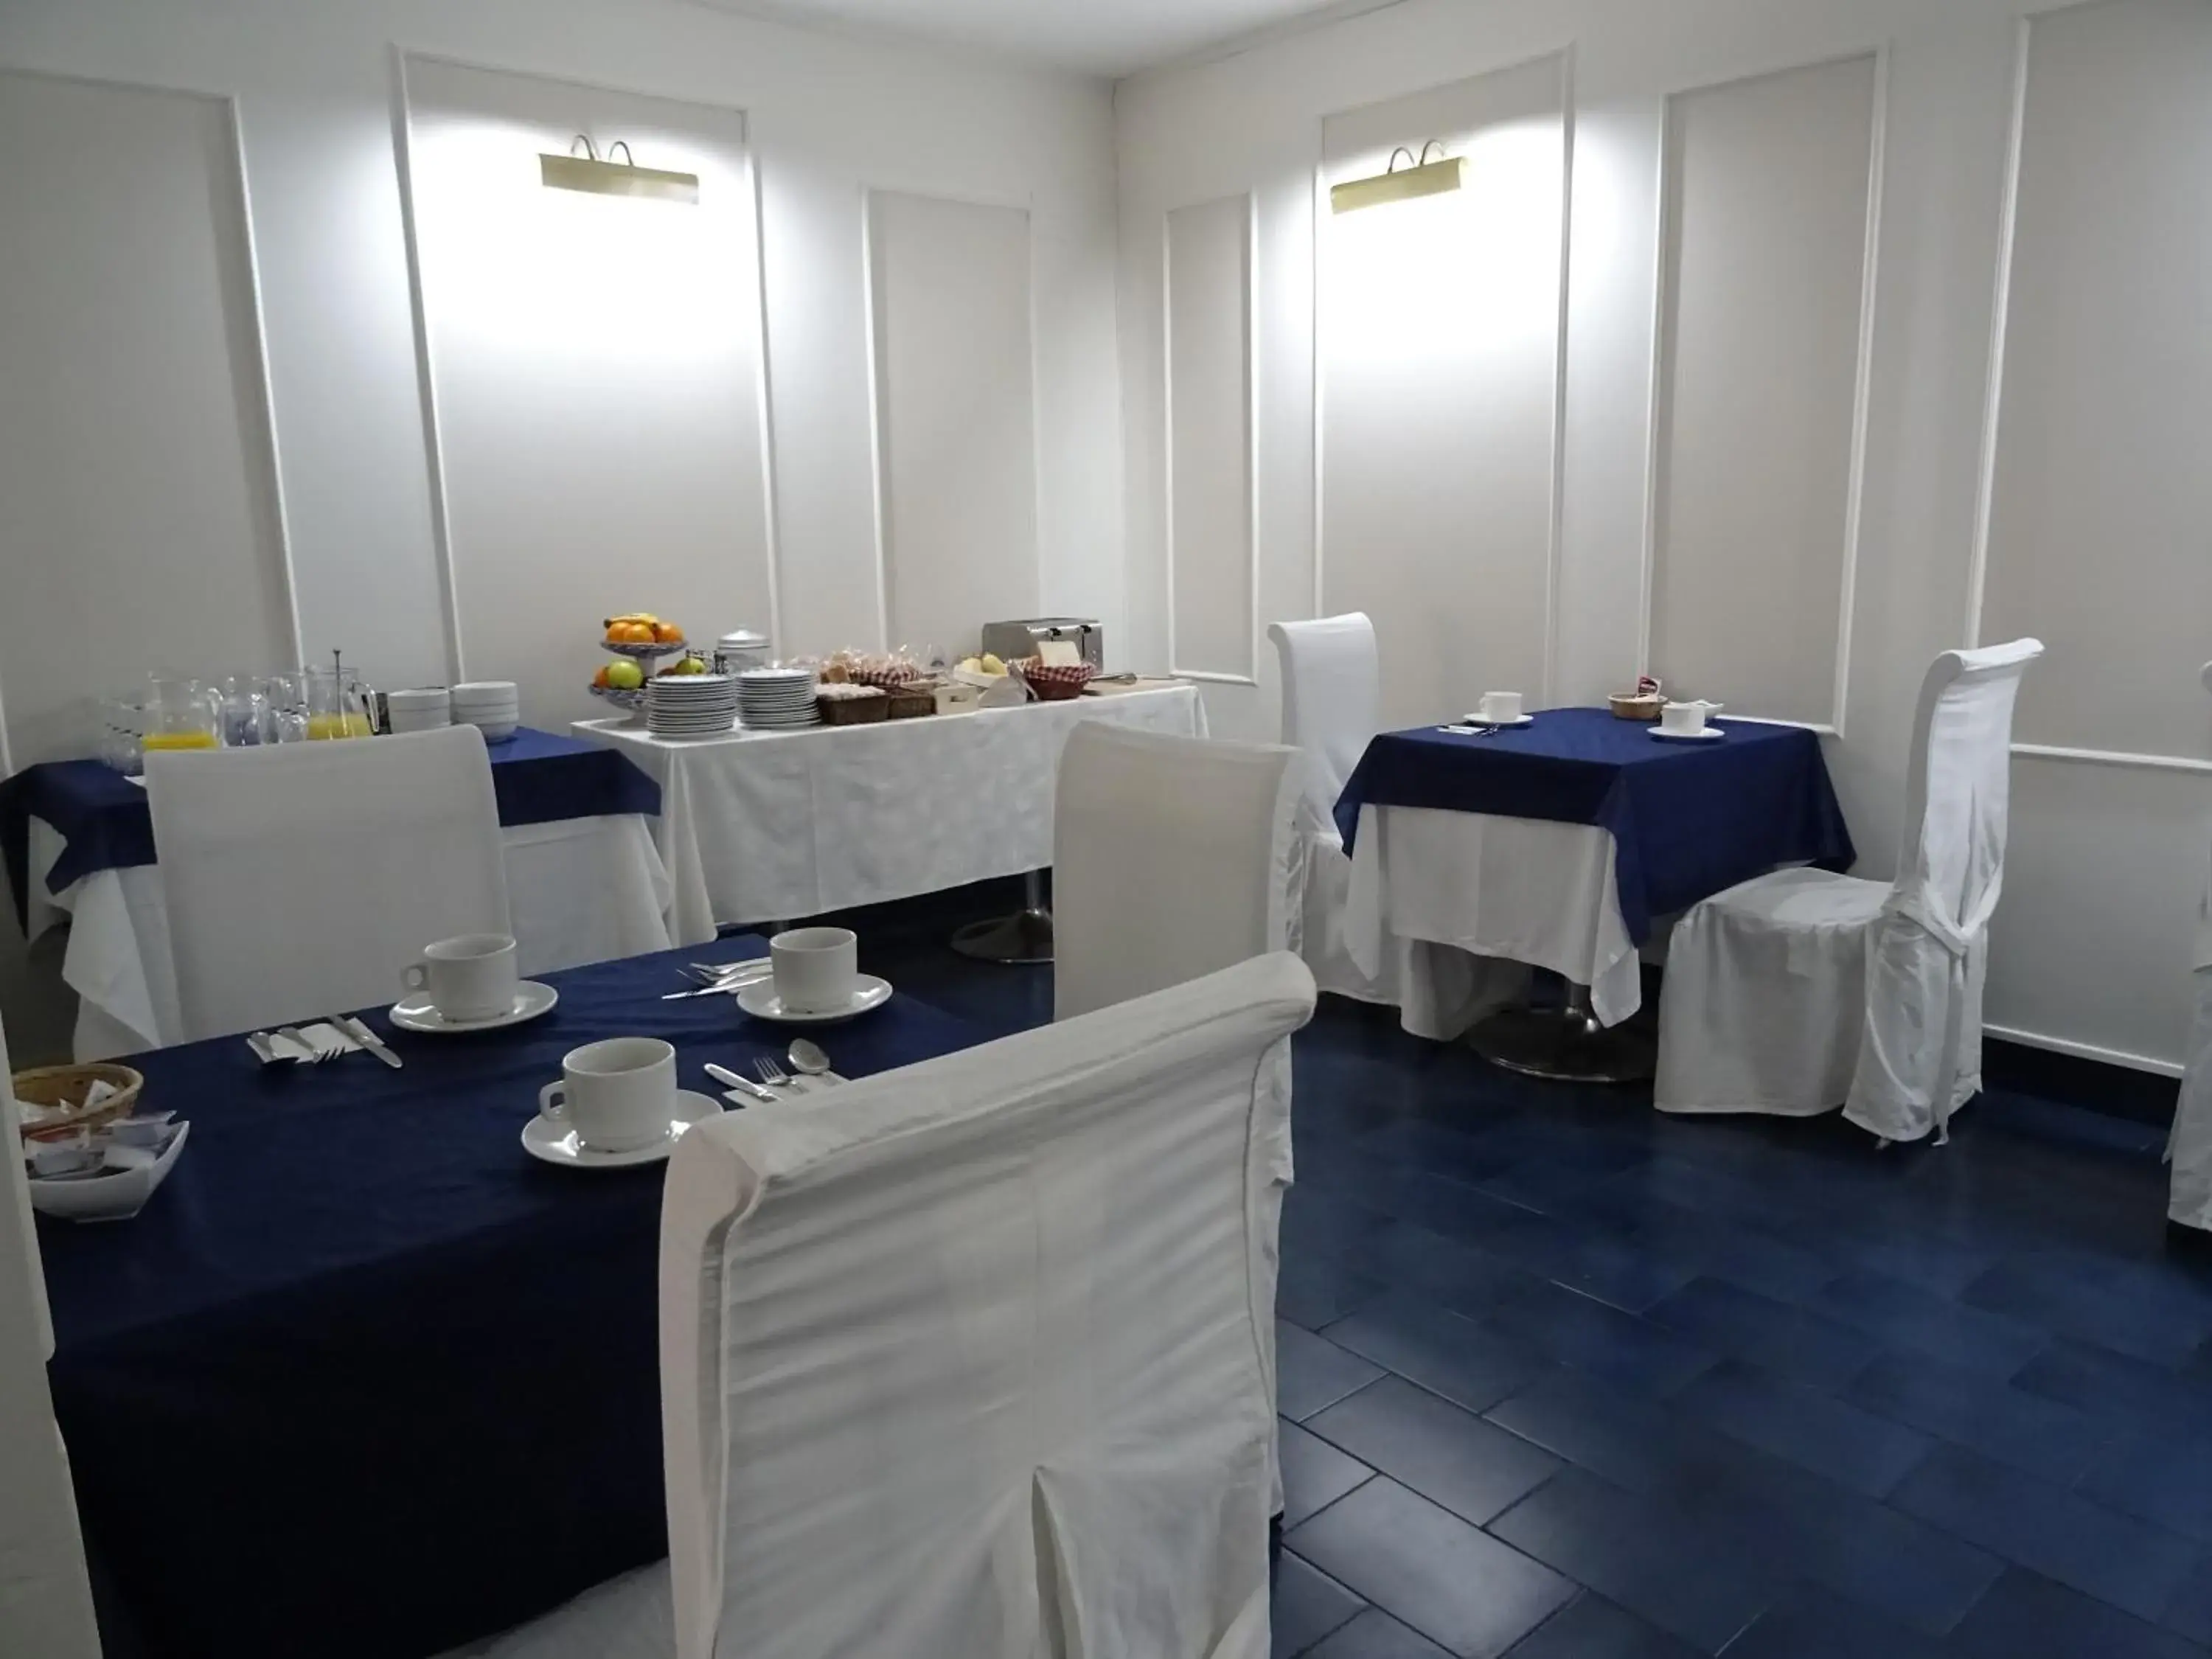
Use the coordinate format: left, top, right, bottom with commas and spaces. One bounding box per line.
653, 622, 685, 644
606, 621, 655, 644
592, 664, 612, 689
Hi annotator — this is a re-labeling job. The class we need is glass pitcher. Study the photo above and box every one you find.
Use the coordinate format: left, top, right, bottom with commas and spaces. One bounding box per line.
307, 668, 373, 740
142, 677, 221, 753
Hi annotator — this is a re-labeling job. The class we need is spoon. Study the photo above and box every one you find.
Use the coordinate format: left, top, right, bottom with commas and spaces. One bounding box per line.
787, 1038, 837, 1085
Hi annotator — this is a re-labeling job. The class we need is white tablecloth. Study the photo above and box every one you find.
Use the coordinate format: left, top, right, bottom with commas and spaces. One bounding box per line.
1342, 803, 1642, 1039
26, 814, 679, 1060
573, 684, 1206, 934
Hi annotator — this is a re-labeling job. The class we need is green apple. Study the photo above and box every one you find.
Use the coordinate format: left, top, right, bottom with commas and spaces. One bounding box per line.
606, 658, 644, 691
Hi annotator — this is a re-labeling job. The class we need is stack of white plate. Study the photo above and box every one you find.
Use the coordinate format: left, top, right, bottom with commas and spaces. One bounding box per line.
386, 687, 452, 734
451, 681, 519, 742
646, 674, 740, 740
737, 667, 820, 731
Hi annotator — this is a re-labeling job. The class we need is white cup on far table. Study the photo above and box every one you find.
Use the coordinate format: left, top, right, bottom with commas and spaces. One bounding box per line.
1477, 691, 1524, 725
1660, 698, 1724, 735
401, 933, 519, 1022
770, 926, 859, 1014
539, 1037, 677, 1153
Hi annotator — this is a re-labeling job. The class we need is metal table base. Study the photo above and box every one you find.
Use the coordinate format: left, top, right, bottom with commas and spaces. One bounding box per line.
1470, 983, 1655, 1084
950, 870, 1054, 964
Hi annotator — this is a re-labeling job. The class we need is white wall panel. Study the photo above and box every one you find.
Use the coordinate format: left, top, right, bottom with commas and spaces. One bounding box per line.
1980, 0, 2212, 764
1647, 52, 1877, 728
403, 58, 773, 728
0, 70, 291, 768
1319, 55, 1567, 731
1166, 194, 1255, 681
867, 190, 1038, 662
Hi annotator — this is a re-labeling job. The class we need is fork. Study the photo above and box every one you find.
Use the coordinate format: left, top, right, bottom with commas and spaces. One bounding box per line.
276, 1026, 344, 1064
754, 1056, 803, 1093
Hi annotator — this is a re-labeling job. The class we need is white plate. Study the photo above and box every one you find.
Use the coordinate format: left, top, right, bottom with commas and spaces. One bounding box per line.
523, 1090, 722, 1169
736, 974, 892, 1024
1649, 726, 1726, 742
1464, 712, 1534, 728
391, 980, 560, 1033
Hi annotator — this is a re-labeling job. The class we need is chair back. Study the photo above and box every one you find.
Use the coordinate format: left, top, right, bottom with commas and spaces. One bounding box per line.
1266, 613, 1378, 838
147, 727, 510, 1039
1894, 639, 2042, 944
1051, 723, 1301, 1022
658, 953, 1316, 1659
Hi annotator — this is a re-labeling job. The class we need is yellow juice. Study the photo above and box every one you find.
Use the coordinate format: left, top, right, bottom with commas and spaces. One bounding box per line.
142, 731, 218, 751
306, 714, 374, 740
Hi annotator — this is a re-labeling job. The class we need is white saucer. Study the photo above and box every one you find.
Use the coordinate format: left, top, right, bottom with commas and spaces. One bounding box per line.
736, 974, 892, 1024
391, 981, 560, 1033
1649, 726, 1726, 742
1464, 713, 1534, 728
522, 1090, 722, 1169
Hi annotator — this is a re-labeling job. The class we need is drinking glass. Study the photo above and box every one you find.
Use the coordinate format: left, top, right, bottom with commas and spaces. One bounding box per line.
265, 672, 310, 744
96, 693, 147, 775
218, 673, 271, 747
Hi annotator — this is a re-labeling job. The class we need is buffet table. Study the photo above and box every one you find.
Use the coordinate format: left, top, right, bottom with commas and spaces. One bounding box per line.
0, 729, 681, 1058
574, 683, 1204, 935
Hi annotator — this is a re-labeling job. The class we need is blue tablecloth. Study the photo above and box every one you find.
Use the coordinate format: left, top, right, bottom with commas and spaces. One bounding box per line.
0, 726, 661, 931
37, 939, 992, 1659
1333, 707, 1856, 943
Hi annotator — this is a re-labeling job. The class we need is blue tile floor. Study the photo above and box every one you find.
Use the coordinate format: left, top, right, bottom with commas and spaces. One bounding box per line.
852, 891, 2212, 1659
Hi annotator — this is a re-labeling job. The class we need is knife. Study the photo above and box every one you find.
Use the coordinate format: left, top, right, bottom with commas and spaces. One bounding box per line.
703, 1062, 776, 1102
661, 971, 772, 1001
333, 1014, 403, 1069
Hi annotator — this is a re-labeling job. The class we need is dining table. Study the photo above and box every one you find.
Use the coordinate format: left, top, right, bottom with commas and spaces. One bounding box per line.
32, 938, 995, 1659
571, 681, 1203, 939
1334, 707, 1855, 1079
0, 728, 689, 1060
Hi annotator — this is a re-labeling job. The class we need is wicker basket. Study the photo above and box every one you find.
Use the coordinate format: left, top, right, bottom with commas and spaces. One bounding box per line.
816, 692, 889, 726
885, 688, 935, 720
1608, 693, 1663, 722
1016, 658, 1097, 701
13, 1062, 144, 1140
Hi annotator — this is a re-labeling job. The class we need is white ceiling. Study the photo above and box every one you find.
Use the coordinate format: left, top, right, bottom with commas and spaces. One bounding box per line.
695, 0, 1376, 77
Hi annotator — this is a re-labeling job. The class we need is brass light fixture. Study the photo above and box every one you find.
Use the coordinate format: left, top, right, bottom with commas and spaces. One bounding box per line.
1330, 140, 1465, 215
538, 136, 699, 204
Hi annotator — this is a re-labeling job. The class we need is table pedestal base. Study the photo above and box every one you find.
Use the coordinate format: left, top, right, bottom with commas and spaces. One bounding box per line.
950, 871, 1054, 964
1470, 985, 1654, 1084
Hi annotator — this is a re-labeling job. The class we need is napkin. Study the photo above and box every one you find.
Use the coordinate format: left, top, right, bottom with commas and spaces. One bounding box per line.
257, 1023, 361, 1064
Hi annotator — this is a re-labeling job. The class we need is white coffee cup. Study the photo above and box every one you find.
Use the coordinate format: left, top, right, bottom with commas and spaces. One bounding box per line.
1660, 698, 1723, 735
1478, 691, 1524, 725
538, 1037, 676, 1153
400, 933, 519, 1022
770, 926, 859, 1014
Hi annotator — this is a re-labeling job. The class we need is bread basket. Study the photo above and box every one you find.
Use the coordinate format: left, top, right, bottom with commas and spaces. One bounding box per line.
1015, 658, 1096, 702
1608, 693, 1663, 722
13, 1062, 145, 1141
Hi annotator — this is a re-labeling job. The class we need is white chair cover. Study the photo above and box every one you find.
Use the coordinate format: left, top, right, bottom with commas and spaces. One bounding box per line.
1051, 723, 1301, 1023
1266, 616, 1488, 1024
2166, 660, 2212, 1229
1655, 640, 2042, 1143
147, 727, 510, 1040
448, 953, 1317, 1659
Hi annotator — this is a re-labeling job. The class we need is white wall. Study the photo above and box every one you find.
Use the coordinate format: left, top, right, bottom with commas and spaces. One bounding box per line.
1116, 0, 2211, 1074
0, 0, 1124, 706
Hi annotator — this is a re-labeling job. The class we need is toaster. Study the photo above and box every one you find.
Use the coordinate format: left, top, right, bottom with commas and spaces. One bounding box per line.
978, 618, 1103, 672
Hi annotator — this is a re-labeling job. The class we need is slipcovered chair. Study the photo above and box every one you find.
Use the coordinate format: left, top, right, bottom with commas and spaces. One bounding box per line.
1655, 639, 2042, 1143
445, 953, 1318, 1659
